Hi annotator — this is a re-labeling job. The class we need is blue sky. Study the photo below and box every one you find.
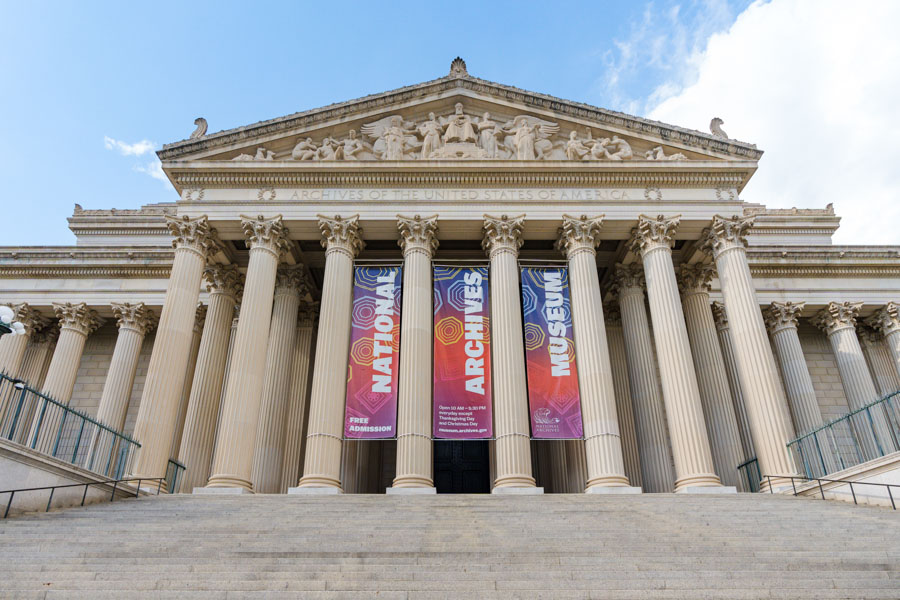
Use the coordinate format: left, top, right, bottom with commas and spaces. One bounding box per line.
3, 1, 898, 245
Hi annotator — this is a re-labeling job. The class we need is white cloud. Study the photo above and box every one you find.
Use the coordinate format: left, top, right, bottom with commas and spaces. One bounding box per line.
648, 0, 900, 244
103, 136, 156, 156
134, 159, 168, 183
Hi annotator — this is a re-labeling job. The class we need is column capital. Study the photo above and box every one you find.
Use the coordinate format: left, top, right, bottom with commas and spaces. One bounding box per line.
397, 214, 439, 258
52, 302, 103, 336
867, 302, 900, 336
241, 214, 292, 260
700, 214, 754, 259
166, 215, 220, 261
628, 214, 680, 256
856, 324, 882, 345
318, 214, 364, 258
602, 300, 622, 327
677, 263, 714, 296
482, 214, 524, 258
275, 264, 310, 297
111, 302, 158, 336
204, 264, 244, 302
298, 301, 320, 326
812, 301, 863, 336
764, 301, 805, 335
612, 263, 645, 294
32, 321, 60, 344
555, 214, 604, 259
710, 301, 729, 331
10, 303, 48, 335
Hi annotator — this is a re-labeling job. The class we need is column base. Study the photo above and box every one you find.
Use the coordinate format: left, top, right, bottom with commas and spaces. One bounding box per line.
391, 475, 434, 488
205, 474, 253, 491
386, 487, 436, 495
673, 473, 722, 492
288, 486, 342, 495
677, 486, 737, 494
585, 486, 643, 494
193, 486, 251, 495
492, 486, 544, 495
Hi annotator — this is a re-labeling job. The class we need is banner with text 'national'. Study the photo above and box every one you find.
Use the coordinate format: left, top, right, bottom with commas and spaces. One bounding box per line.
520, 266, 583, 439
344, 265, 402, 439
433, 266, 493, 439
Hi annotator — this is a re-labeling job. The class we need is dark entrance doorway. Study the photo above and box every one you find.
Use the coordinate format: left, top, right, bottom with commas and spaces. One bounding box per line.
433, 440, 491, 493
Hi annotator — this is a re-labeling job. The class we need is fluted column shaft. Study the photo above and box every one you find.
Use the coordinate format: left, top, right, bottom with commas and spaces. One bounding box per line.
19, 333, 56, 390
549, 441, 568, 493
42, 303, 101, 404
280, 311, 315, 492
615, 267, 675, 493
703, 215, 797, 489
679, 266, 744, 489
483, 215, 534, 489
171, 305, 205, 458
712, 302, 755, 460
393, 215, 438, 488
633, 218, 720, 491
557, 215, 629, 489
604, 308, 643, 488
565, 440, 587, 493
96, 304, 155, 430
132, 216, 217, 483
298, 215, 364, 489
868, 303, 900, 384
0, 305, 43, 378
179, 265, 242, 492
859, 329, 900, 396
208, 215, 290, 491
251, 266, 305, 493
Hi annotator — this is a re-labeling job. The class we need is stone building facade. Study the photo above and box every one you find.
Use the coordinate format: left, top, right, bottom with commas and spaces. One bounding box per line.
1, 60, 898, 495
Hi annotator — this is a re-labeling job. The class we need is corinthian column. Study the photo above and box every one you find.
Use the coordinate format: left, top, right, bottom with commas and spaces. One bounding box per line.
556, 215, 632, 491
483, 214, 537, 492
131, 215, 218, 485
603, 302, 642, 488
763, 302, 823, 436
391, 215, 439, 491
19, 324, 58, 390
678, 264, 744, 489
294, 215, 364, 492
206, 215, 291, 492
42, 303, 102, 403
171, 303, 206, 458
613, 264, 674, 492
868, 302, 900, 383
712, 301, 754, 460
96, 303, 157, 430
857, 326, 900, 396
280, 303, 317, 492
0, 304, 45, 378
251, 265, 307, 493
701, 215, 797, 489
179, 264, 242, 492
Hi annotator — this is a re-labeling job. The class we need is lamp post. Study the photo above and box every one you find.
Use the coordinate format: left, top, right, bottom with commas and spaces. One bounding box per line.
0, 305, 26, 337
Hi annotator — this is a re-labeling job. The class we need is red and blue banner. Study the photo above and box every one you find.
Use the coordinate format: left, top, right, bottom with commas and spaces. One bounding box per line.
521, 266, 583, 439
433, 266, 493, 439
344, 265, 402, 439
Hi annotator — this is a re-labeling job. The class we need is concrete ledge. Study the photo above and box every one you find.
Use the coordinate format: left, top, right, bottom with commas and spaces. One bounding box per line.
491, 486, 544, 495
288, 486, 342, 495
386, 487, 436, 495
585, 486, 643, 494
193, 486, 251, 495
678, 486, 737, 494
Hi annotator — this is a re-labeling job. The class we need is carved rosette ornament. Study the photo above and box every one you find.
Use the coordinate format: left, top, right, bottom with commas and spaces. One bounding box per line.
677, 263, 714, 296
275, 264, 310, 297
711, 301, 729, 331
241, 215, 292, 260
555, 214, 604, 259
111, 302, 157, 336
812, 301, 863, 336
397, 215, 439, 258
204, 264, 244, 302
867, 302, 900, 336
318, 214, 365, 258
165, 215, 220, 261
628, 214, 680, 256
52, 302, 103, 336
763, 301, 804, 335
11, 303, 47, 335
482, 214, 525, 258
611, 263, 646, 293
701, 215, 754, 259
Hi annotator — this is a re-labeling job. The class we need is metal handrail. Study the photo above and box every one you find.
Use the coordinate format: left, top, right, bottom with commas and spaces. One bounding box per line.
1, 476, 166, 519
763, 474, 898, 510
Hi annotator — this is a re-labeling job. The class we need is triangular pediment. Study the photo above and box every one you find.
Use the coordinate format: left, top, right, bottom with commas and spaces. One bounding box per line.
159, 59, 761, 166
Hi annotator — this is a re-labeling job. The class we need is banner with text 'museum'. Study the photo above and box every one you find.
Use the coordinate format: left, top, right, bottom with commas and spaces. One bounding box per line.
344, 266, 402, 439
433, 266, 493, 439
521, 267, 583, 439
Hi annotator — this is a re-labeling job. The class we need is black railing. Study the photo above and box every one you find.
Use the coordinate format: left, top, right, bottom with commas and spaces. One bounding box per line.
737, 456, 761, 492
1, 477, 167, 518
166, 458, 186, 494
763, 474, 898, 510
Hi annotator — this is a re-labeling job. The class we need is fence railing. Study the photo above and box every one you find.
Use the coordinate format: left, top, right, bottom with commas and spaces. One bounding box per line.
788, 391, 900, 479
166, 458, 186, 494
0, 372, 141, 478
763, 474, 897, 510
737, 456, 761, 492
2, 476, 167, 518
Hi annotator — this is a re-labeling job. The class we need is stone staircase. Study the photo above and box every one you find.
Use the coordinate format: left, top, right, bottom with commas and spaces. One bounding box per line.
0, 493, 898, 599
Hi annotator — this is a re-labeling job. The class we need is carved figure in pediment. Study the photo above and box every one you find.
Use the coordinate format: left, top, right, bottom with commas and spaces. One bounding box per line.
589, 135, 632, 161
338, 130, 365, 160
503, 116, 559, 160
418, 113, 444, 159
442, 103, 477, 144
476, 112, 502, 158
292, 138, 318, 161
316, 137, 341, 161
232, 152, 254, 161
361, 115, 419, 160
254, 147, 275, 161
565, 131, 591, 160
645, 145, 687, 161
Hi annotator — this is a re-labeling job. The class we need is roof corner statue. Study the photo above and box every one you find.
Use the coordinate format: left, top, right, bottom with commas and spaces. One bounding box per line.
190, 117, 208, 139
449, 56, 467, 76
709, 117, 728, 139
